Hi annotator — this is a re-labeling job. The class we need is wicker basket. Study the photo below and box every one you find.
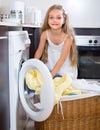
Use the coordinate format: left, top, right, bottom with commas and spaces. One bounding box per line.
35, 95, 100, 130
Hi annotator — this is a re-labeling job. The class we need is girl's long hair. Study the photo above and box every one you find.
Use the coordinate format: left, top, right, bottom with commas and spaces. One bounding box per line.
41, 4, 78, 67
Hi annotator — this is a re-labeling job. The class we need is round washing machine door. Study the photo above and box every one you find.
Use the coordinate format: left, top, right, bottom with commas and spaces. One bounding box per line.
18, 58, 55, 122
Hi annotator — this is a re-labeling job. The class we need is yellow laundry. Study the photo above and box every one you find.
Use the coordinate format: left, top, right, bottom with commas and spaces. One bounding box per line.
25, 69, 81, 104
62, 88, 81, 96
53, 74, 72, 104
25, 69, 44, 94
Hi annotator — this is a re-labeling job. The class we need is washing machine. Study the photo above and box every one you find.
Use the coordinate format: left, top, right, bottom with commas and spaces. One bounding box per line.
8, 31, 55, 130
8, 31, 31, 130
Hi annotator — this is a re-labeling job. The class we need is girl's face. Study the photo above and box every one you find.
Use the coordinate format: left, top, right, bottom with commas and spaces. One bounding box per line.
48, 9, 65, 30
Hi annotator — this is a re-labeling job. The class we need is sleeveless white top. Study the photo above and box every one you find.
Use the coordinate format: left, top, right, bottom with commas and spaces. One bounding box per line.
45, 31, 77, 79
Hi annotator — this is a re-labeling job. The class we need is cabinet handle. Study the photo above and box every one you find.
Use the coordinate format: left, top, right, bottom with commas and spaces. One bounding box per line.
28, 33, 33, 36
0, 36, 7, 39
95, 61, 100, 64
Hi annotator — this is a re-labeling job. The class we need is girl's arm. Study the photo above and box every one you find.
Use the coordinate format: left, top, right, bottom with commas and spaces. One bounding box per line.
34, 31, 47, 59
51, 35, 73, 78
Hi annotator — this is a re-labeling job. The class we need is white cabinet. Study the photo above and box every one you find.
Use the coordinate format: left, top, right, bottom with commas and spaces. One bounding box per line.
62, 0, 100, 28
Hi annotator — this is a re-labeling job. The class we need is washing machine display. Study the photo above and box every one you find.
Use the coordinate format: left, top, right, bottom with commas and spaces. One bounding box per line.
18, 59, 55, 122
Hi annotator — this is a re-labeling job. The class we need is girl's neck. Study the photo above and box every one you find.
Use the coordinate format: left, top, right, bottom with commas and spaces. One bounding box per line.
48, 28, 66, 45
50, 28, 63, 35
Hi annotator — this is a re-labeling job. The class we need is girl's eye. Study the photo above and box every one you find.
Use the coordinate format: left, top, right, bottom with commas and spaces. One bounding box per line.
57, 17, 61, 20
49, 17, 54, 19
49, 16, 62, 20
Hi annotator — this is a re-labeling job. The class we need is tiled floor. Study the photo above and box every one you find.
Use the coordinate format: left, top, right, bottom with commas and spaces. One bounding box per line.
17, 101, 35, 130
25, 119, 35, 130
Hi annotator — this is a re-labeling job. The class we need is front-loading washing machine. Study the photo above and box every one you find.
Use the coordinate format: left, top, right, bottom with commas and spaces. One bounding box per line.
8, 31, 31, 130
8, 31, 55, 130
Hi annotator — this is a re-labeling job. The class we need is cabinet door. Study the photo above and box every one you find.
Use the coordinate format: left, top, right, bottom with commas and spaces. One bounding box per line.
23, 27, 40, 58
0, 26, 10, 130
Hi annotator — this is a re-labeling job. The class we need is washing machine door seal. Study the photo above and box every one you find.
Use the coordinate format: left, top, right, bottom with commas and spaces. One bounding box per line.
18, 59, 55, 122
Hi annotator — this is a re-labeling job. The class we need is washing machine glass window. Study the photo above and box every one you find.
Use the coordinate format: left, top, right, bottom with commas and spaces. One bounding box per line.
19, 59, 55, 122
18, 50, 29, 71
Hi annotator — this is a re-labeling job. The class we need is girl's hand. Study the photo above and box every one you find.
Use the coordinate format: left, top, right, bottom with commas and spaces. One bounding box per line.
51, 72, 54, 78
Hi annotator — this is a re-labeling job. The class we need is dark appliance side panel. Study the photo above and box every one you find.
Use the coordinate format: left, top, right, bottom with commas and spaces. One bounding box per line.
0, 26, 10, 130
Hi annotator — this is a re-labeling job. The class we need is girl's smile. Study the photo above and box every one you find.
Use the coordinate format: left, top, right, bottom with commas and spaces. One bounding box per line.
48, 9, 64, 29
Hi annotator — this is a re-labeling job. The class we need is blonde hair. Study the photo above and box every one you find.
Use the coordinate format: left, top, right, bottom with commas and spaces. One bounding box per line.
41, 4, 78, 67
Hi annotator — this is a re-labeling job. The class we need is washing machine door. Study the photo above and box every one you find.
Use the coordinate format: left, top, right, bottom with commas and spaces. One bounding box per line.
18, 59, 55, 122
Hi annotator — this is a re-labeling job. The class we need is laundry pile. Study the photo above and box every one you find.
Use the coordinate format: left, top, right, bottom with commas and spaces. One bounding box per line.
25, 69, 81, 104
25, 69, 44, 93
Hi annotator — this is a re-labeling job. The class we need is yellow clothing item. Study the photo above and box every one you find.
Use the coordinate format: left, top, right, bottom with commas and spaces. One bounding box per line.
25, 69, 81, 104
25, 69, 44, 94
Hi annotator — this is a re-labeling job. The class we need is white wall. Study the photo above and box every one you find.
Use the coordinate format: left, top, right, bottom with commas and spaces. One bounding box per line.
0, 0, 100, 27
0, 0, 61, 13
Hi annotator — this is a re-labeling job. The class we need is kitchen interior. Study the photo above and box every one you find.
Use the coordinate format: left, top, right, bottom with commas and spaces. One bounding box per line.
0, 0, 100, 130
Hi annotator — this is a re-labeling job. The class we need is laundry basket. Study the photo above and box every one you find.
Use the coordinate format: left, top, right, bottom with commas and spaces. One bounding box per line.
35, 95, 100, 130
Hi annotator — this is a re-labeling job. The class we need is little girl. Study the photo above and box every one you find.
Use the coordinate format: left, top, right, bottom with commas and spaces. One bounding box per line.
34, 4, 78, 79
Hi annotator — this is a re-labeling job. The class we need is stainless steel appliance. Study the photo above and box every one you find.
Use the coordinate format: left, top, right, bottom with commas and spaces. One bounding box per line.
75, 34, 100, 82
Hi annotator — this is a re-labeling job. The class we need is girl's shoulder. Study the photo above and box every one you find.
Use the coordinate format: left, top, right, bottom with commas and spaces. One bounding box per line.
41, 30, 47, 40
41, 29, 50, 40
66, 34, 73, 41
64, 34, 74, 46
